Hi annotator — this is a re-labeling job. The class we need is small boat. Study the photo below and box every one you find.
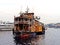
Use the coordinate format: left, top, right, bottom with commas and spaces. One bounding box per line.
0, 22, 13, 31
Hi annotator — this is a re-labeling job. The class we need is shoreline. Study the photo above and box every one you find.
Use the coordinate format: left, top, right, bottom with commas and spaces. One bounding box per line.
0, 30, 12, 31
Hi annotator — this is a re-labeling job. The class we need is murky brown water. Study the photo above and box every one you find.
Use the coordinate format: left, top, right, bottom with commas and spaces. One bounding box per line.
0, 28, 60, 45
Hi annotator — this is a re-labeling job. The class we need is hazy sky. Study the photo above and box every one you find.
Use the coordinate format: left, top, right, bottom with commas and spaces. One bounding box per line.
0, 0, 60, 24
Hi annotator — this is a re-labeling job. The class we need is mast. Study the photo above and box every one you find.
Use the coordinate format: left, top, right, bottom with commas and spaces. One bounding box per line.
25, 6, 29, 13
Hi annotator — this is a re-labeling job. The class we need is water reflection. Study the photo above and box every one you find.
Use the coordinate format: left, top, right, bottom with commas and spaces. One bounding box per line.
0, 28, 60, 45
14, 35, 45, 45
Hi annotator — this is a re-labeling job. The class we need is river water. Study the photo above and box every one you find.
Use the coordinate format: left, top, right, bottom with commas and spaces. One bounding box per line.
0, 28, 60, 45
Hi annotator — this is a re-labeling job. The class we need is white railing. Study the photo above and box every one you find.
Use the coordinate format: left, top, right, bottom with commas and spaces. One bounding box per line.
14, 20, 31, 24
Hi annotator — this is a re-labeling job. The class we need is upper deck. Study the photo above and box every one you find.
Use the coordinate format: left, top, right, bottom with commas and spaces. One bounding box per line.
14, 13, 34, 24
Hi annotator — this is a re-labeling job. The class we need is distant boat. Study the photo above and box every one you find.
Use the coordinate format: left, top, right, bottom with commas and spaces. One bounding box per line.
0, 22, 14, 31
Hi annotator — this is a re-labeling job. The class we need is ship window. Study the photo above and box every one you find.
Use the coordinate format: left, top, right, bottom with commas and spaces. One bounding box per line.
30, 19, 32, 21
15, 18, 17, 21
19, 18, 21, 21
15, 18, 20, 21
25, 18, 28, 21
19, 24, 23, 30
21, 18, 23, 20
15, 24, 18, 26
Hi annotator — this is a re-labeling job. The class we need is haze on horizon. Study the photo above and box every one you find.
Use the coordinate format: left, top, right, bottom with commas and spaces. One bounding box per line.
0, 0, 60, 24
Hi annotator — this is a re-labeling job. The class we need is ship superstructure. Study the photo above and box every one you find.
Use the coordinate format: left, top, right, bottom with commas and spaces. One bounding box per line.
13, 9, 45, 40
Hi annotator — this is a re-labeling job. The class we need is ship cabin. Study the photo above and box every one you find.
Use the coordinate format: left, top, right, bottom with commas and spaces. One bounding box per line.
14, 13, 35, 34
